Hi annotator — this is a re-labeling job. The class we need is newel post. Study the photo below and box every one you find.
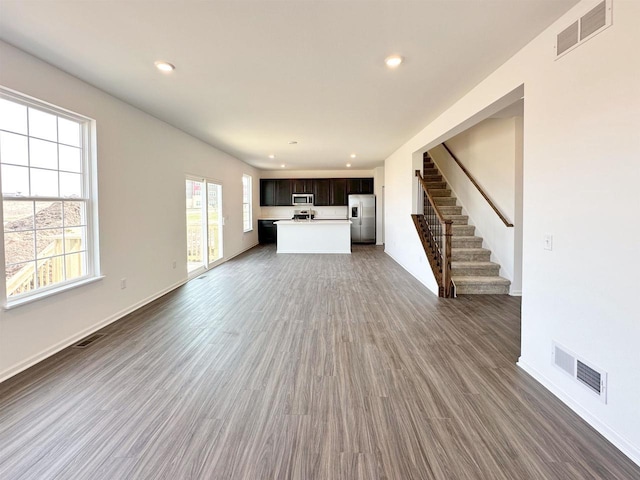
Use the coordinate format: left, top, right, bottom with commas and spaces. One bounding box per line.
443, 220, 453, 298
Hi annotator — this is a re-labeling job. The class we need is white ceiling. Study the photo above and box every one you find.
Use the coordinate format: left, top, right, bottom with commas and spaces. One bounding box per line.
0, 1, 578, 171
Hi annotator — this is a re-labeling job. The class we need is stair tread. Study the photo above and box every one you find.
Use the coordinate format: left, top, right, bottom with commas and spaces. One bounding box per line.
451, 261, 499, 267
451, 247, 490, 253
452, 275, 511, 285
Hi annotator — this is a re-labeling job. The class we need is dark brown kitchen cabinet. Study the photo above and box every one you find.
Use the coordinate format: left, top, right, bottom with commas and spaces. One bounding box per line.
291, 178, 313, 194
347, 178, 374, 195
261, 179, 293, 206
360, 177, 374, 194
330, 178, 347, 206
274, 179, 292, 206
258, 220, 278, 244
260, 179, 277, 206
313, 179, 331, 206
261, 177, 373, 206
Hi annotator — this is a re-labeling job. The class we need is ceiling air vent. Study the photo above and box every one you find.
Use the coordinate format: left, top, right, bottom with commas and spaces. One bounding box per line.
552, 342, 607, 403
555, 0, 612, 59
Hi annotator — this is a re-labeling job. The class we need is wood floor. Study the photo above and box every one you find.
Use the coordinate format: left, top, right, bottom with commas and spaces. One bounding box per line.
0, 245, 638, 480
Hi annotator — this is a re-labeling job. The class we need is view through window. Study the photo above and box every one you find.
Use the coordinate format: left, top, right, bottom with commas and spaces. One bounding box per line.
0, 90, 97, 303
242, 174, 252, 232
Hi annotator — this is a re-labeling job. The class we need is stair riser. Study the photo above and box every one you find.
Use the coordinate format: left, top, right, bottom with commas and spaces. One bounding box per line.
452, 239, 483, 248
424, 169, 440, 176
452, 266, 500, 276
439, 206, 462, 215
425, 182, 447, 189
424, 175, 443, 182
428, 189, 451, 197
456, 285, 510, 295
452, 225, 475, 236
433, 197, 457, 206
444, 215, 468, 225
452, 251, 490, 261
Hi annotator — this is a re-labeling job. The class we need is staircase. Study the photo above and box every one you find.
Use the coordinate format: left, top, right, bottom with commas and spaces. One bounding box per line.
421, 153, 510, 295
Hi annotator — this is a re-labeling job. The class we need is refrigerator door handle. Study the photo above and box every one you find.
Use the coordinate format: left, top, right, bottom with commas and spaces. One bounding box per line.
360, 203, 363, 225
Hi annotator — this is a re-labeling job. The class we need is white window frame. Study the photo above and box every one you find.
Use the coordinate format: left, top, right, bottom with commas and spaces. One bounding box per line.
0, 87, 101, 309
242, 174, 252, 233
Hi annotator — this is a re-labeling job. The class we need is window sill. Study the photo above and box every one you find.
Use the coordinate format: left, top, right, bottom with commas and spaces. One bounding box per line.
244, 228, 254, 233
4, 275, 105, 310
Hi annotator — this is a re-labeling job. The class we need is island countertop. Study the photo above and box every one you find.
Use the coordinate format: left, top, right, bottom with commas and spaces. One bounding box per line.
275, 219, 352, 253
274, 219, 351, 225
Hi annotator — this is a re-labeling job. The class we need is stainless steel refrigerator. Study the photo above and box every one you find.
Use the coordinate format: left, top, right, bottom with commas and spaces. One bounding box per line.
348, 194, 376, 244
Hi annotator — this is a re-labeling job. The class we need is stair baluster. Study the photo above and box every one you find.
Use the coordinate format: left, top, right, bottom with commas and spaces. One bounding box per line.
413, 169, 453, 298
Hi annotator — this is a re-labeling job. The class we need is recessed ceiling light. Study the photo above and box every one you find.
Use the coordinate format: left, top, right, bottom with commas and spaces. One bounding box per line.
280, 164, 286, 168
346, 163, 352, 168
288, 141, 298, 145
268, 154, 275, 159
350, 154, 357, 158
154, 61, 175, 72
384, 55, 403, 68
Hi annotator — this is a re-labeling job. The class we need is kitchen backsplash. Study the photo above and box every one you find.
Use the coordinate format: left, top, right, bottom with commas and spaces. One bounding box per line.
260, 206, 348, 220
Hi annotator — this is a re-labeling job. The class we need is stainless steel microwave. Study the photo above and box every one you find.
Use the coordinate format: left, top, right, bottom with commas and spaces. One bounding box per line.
292, 193, 314, 206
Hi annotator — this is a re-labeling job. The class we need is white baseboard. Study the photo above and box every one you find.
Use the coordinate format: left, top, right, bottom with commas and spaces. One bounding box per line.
509, 289, 522, 296
517, 358, 640, 467
0, 278, 187, 384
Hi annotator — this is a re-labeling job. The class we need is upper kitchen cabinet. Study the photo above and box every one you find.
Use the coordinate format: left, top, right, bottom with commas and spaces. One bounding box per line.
347, 178, 374, 195
291, 178, 314, 194
313, 179, 331, 206
260, 179, 292, 206
274, 179, 291, 206
260, 179, 277, 206
330, 178, 347, 206
261, 176, 373, 206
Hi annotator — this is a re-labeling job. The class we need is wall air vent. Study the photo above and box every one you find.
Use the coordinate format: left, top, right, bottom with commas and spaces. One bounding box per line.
553, 344, 575, 376
555, 0, 612, 59
557, 21, 579, 56
552, 342, 607, 403
580, 1, 607, 40
577, 360, 603, 394
72, 333, 106, 349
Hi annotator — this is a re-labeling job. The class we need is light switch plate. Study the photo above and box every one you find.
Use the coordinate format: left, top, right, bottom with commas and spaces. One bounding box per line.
544, 234, 553, 251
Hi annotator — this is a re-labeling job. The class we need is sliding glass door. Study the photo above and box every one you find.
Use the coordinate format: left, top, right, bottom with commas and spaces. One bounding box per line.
186, 178, 223, 275
207, 182, 223, 265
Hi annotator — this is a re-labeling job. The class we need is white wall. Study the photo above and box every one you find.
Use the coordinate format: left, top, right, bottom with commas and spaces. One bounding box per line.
384, 0, 640, 465
385, 148, 439, 293
373, 166, 385, 245
0, 41, 260, 381
429, 117, 521, 293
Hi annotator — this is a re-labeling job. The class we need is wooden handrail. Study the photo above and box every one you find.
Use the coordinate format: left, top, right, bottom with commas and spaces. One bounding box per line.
441, 143, 514, 227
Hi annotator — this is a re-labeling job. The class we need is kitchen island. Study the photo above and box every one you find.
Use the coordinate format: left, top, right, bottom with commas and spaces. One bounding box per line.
275, 220, 352, 254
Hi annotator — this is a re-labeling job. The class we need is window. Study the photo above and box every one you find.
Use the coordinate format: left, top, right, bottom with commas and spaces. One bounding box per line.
242, 174, 252, 232
0, 88, 99, 307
